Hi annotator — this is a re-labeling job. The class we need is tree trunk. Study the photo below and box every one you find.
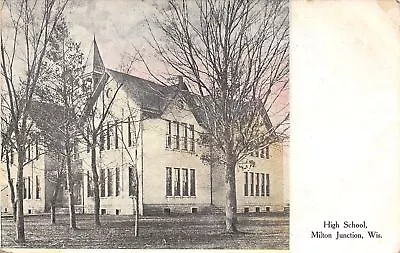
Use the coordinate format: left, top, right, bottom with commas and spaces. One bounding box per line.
50, 205, 56, 224
50, 175, 62, 224
134, 189, 139, 237
134, 140, 140, 237
66, 147, 77, 229
13, 202, 17, 222
5, 153, 17, 222
15, 149, 25, 242
91, 140, 101, 227
225, 156, 238, 233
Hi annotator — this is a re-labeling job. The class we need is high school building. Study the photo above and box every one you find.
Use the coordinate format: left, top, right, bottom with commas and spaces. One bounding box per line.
0, 39, 285, 216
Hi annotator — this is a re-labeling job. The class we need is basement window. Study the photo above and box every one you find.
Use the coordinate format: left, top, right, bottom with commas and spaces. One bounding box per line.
244, 207, 249, 213
116, 209, 120, 215
28, 209, 32, 214
266, 206, 271, 212
255, 207, 260, 213
191, 207, 198, 214
163, 208, 171, 215
101, 209, 106, 215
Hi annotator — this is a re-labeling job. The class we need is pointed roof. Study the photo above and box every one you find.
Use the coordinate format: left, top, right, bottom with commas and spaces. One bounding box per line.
84, 35, 105, 75
106, 69, 169, 115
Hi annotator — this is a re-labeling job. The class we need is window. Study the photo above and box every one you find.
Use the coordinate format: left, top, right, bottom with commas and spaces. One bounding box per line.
100, 125, 105, 151
27, 177, 31, 199
106, 122, 111, 150
107, 168, 113, 196
35, 176, 40, 199
173, 122, 180, 149
115, 168, 120, 196
244, 172, 249, 196
189, 125, 195, 152
115, 121, 119, 149
10, 150, 14, 164
101, 209, 106, 215
255, 173, 260, 196
100, 169, 105, 197
250, 172, 254, 196
87, 171, 93, 197
260, 148, 265, 158
128, 117, 132, 147
166, 167, 196, 197
255, 207, 260, 213
265, 146, 270, 159
110, 122, 115, 149
31, 143, 35, 160
166, 121, 195, 152
174, 168, 180, 196
190, 169, 196, 196
166, 120, 172, 148
35, 139, 39, 159
245, 171, 267, 198
182, 123, 188, 150
166, 167, 172, 196
23, 178, 27, 199
266, 174, 270, 196
27, 145, 31, 161
261, 173, 265, 196
182, 168, 189, 196
116, 209, 121, 215
129, 120, 137, 146
129, 166, 136, 196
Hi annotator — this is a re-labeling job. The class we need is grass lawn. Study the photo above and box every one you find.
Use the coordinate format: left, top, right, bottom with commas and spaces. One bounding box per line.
1, 213, 289, 249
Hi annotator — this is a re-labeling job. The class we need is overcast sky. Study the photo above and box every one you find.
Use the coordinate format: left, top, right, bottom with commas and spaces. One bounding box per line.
66, 0, 167, 79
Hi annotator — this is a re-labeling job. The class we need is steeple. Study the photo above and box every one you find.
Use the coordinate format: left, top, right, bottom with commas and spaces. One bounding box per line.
84, 35, 105, 75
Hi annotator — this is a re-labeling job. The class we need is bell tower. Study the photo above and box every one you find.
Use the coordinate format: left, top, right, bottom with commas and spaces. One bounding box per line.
82, 35, 106, 93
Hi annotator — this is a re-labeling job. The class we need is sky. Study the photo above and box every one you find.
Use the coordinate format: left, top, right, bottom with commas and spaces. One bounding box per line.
66, 0, 167, 79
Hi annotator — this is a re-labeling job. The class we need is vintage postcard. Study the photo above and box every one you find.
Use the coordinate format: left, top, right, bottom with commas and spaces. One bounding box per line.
0, 0, 289, 250
1, 0, 399, 252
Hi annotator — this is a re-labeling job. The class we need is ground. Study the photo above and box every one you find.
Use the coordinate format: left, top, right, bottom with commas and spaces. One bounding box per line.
1, 213, 289, 249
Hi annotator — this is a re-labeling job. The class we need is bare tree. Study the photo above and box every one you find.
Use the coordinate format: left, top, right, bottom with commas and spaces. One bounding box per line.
147, 0, 289, 232
114, 101, 141, 237
0, 0, 70, 242
0, 106, 17, 221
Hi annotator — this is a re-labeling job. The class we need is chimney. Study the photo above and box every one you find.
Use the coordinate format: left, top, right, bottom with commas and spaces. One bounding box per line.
177, 75, 188, 91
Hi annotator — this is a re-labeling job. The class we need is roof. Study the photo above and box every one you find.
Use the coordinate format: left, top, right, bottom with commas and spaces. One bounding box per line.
182, 93, 214, 128
82, 38, 273, 131
106, 69, 177, 115
83, 37, 105, 75
105, 69, 273, 130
